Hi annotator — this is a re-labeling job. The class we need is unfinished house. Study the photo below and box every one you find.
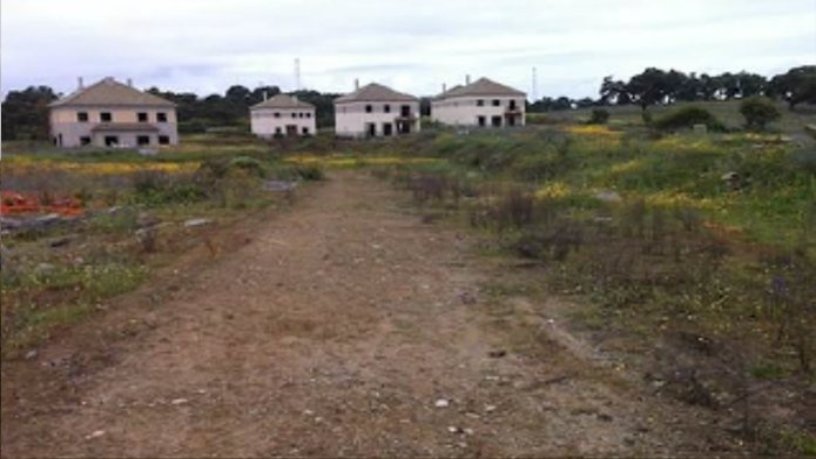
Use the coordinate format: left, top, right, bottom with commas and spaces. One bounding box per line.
250, 94, 316, 138
431, 77, 526, 128
49, 77, 178, 148
334, 82, 420, 138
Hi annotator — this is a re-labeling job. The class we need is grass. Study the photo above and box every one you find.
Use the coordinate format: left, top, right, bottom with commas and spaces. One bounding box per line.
0, 133, 316, 357
345, 115, 815, 455
534, 99, 816, 135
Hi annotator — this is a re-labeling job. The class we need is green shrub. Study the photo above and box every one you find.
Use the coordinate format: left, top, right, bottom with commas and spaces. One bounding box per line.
229, 156, 266, 178
588, 109, 610, 124
740, 97, 781, 130
654, 106, 725, 132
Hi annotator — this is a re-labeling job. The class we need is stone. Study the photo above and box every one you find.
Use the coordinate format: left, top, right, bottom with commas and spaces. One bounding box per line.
24, 350, 38, 360
85, 430, 105, 440
595, 190, 622, 203
183, 218, 213, 228
170, 398, 188, 405
435, 399, 450, 408
264, 180, 298, 192
34, 263, 56, 277
488, 350, 507, 358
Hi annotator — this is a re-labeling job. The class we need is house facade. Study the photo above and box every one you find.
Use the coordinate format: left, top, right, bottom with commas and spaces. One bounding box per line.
49, 77, 178, 148
334, 82, 420, 138
250, 94, 316, 138
431, 77, 526, 128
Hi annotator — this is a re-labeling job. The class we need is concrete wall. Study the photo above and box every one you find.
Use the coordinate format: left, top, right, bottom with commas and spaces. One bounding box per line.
431, 95, 526, 127
50, 107, 178, 148
250, 107, 316, 137
334, 101, 420, 137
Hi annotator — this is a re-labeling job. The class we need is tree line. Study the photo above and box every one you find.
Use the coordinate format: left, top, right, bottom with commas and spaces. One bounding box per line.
2, 65, 814, 141
0, 84, 342, 141
530, 65, 816, 112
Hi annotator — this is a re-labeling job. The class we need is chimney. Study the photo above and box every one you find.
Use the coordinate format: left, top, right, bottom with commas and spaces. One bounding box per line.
78, 77, 84, 89
263, 91, 268, 101
465, 74, 471, 85
354, 78, 359, 90
103, 76, 114, 84
127, 78, 133, 87
442, 83, 447, 93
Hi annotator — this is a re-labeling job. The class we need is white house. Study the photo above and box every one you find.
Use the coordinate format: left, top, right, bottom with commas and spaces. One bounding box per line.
49, 77, 178, 148
334, 82, 420, 138
431, 77, 526, 128
250, 94, 316, 138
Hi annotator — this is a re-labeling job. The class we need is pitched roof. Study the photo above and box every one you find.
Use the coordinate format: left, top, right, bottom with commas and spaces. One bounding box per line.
435, 77, 525, 99
49, 77, 175, 108
334, 83, 417, 104
251, 94, 314, 110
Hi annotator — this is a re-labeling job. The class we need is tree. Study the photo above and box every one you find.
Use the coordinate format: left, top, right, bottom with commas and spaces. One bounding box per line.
735, 71, 767, 98
740, 97, 781, 130
626, 67, 671, 110
1, 86, 58, 140
769, 65, 816, 109
599, 76, 630, 105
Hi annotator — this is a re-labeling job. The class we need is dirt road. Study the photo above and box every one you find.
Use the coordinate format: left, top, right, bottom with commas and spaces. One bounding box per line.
2, 172, 738, 457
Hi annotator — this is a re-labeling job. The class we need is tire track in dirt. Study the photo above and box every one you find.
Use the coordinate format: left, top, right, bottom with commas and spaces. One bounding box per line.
2, 172, 739, 457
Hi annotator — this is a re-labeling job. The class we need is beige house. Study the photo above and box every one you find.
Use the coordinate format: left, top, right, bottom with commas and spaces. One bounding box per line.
49, 77, 178, 148
334, 82, 420, 138
250, 94, 316, 138
431, 77, 526, 128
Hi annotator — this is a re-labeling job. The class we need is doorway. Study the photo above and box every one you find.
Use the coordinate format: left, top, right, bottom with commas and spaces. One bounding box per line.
286, 125, 298, 136
366, 123, 376, 137
491, 116, 502, 127
382, 123, 393, 136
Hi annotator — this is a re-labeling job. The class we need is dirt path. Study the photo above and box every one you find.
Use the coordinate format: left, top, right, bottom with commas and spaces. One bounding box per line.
2, 172, 738, 457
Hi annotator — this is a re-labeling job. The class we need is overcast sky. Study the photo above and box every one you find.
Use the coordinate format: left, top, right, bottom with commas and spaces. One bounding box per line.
2, 0, 814, 100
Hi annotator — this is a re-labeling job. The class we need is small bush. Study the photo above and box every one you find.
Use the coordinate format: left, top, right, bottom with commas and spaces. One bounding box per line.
229, 156, 266, 178
654, 106, 725, 132
740, 97, 781, 131
294, 165, 324, 181
588, 109, 610, 125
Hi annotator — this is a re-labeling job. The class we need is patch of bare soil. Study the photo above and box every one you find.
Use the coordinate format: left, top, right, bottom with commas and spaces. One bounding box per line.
2, 172, 748, 457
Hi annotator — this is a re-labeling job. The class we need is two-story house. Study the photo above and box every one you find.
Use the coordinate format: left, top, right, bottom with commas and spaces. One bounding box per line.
49, 77, 178, 148
250, 94, 316, 138
431, 77, 526, 128
334, 82, 420, 138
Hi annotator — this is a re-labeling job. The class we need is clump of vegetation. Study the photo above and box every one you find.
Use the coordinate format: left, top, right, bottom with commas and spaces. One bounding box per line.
740, 97, 782, 131
654, 106, 725, 131
588, 108, 610, 124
